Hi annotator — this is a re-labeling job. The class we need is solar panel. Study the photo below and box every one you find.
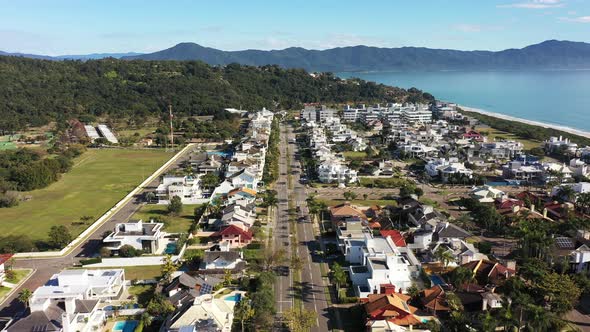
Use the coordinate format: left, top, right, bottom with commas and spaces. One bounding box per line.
200, 283, 213, 295
555, 237, 574, 249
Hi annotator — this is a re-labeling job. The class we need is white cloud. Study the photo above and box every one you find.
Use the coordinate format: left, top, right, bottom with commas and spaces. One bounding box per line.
498, 0, 565, 9
559, 15, 590, 22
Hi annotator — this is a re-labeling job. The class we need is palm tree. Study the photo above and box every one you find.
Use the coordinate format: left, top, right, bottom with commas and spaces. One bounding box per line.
332, 263, 347, 299
557, 185, 576, 202
434, 246, 455, 268
17, 288, 32, 308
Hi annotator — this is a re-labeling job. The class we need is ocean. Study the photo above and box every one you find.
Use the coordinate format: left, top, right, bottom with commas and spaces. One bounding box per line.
337, 70, 590, 132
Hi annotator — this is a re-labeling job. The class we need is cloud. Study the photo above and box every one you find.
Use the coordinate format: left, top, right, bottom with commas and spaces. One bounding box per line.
498, 0, 565, 9
559, 15, 590, 22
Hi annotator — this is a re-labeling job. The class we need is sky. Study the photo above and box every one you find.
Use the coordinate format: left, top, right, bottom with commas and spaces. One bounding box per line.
1, 0, 590, 55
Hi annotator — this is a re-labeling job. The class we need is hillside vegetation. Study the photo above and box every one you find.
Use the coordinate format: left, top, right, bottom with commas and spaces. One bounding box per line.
0, 56, 433, 132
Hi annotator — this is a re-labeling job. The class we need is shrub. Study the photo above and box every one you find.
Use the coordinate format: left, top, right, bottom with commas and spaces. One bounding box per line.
339, 296, 359, 304
119, 245, 143, 257
80, 257, 102, 265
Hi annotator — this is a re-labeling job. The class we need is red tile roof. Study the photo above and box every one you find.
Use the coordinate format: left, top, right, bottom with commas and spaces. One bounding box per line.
380, 230, 407, 247
214, 225, 253, 241
0, 254, 13, 265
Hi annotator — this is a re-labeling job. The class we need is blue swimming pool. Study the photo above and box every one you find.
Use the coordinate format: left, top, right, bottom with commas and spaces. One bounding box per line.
113, 320, 138, 332
225, 293, 242, 302
165, 242, 177, 254
430, 274, 447, 286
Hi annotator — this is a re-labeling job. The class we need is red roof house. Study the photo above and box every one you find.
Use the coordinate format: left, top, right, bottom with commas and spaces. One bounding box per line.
380, 230, 407, 247
213, 225, 253, 248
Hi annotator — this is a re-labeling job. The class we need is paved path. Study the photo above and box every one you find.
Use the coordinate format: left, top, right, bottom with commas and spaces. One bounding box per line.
0, 145, 198, 318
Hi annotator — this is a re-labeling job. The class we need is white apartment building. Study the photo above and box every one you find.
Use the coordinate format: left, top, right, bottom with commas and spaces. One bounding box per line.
318, 161, 358, 184
401, 105, 432, 124
156, 174, 204, 204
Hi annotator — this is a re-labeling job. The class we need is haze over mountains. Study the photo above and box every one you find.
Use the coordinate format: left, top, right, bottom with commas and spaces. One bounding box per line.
0, 51, 143, 60
3, 40, 590, 71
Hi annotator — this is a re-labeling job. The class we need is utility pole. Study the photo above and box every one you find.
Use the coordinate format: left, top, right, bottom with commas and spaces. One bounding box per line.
169, 103, 174, 151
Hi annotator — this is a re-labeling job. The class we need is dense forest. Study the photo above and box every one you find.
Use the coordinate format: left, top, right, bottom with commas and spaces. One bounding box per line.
0, 56, 433, 132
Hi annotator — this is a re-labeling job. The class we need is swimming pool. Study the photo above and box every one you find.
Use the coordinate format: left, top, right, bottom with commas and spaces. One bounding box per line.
224, 293, 242, 302
430, 274, 447, 286
208, 151, 232, 158
165, 242, 177, 254
113, 320, 138, 332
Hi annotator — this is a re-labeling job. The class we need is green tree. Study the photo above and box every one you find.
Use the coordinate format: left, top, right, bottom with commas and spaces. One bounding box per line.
283, 307, 317, 332
223, 269, 233, 286
434, 246, 455, 267
343, 191, 357, 201
234, 296, 255, 332
160, 254, 178, 283
536, 272, 581, 315
47, 225, 72, 249
17, 288, 32, 308
167, 195, 183, 215
448, 266, 474, 289
146, 294, 175, 316
200, 172, 220, 189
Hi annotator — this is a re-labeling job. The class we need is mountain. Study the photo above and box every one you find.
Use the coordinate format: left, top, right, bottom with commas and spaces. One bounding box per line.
0, 51, 143, 60
122, 40, 590, 71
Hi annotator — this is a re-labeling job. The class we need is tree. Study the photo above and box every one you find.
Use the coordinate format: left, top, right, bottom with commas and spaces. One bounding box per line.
200, 172, 220, 189
291, 256, 303, 271
283, 307, 317, 332
118, 244, 142, 257
17, 288, 32, 308
556, 185, 576, 202
332, 263, 347, 297
343, 191, 357, 201
535, 272, 581, 315
414, 187, 424, 198
448, 266, 474, 289
433, 246, 455, 268
261, 248, 286, 272
160, 255, 178, 283
234, 297, 255, 332
47, 225, 72, 249
167, 195, 183, 215
146, 294, 175, 316
399, 184, 415, 198
223, 269, 233, 286
262, 190, 278, 208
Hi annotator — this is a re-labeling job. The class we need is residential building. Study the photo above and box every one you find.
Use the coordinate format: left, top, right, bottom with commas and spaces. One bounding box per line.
0, 254, 13, 285
545, 136, 578, 154
213, 225, 253, 248
7, 269, 125, 332
203, 243, 245, 271
156, 174, 204, 204
470, 185, 506, 203
401, 105, 432, 124
318, 161, 358, 184
480, 141, 523, 159
102, 220, 165, 255
363, 292, 424, 330
425, 158, 473, 183
165, 273, 221, 307
165, 295, 234, 332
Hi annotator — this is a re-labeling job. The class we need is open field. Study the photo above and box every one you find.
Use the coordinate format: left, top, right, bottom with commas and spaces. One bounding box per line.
130, 204, 201, 233
475, 126, 542, 150
0, 148, 173, 242
342, 151, 367, 160
318, 198, 398, 207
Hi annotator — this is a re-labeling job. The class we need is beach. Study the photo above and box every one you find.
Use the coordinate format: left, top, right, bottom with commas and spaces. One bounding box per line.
459, 105, 590, 140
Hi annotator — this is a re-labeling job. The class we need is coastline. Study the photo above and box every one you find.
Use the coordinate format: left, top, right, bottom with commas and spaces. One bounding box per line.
459, 105, 590, 140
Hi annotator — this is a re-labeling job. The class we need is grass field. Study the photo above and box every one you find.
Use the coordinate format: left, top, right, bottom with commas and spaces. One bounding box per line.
131, 204, 201, 233
342, 151, 367, 160
476, 127, 541, 150
0, 149, 173, 242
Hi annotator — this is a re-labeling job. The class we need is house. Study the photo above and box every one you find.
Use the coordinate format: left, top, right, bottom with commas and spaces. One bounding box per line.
569, 159, 590, 178
227, 169, 258, 190
165, 273, 221, 307
102, 220, 165, 255
226, 187, 257, 205
195, 154, 224, 174
545, 136, 578, 154
460, 259, 516, 286
330, 202, 368, 227
0, 254, 13, 285
419, 285, 451, 314
380, 230, 407, 247
363, 292, 423, 329
462, 130, 484, 142
425, 158, 473, 183
348, 234, 421, 297
165, 295, 234, 332
480, 141, 523, 159
318, 161, 358, 184
542, 162, 574, 183
7, 269, 125, 332
470, 185, 506, 203
213, 225, 253, 248
202, 243, 245, 271
376, 160, 397, 176
551, 182, 590, 201
570, 244, 590, 273
156, 174, 204, 204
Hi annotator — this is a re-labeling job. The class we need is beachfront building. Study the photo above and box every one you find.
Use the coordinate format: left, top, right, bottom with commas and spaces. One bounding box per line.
401, 104, 432, 124
480, 141, 523, 160
545, 136, 578, 154
102, 220, 165, 255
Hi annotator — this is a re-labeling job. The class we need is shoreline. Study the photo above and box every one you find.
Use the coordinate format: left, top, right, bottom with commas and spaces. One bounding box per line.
458, 105, 590, 140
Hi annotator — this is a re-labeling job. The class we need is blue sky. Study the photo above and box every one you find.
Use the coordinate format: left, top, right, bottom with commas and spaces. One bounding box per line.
1, 0, 590, 55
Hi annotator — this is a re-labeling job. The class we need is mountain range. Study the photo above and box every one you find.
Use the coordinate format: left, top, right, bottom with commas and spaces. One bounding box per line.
3, 40, 590, 71
0, 51, 143, 60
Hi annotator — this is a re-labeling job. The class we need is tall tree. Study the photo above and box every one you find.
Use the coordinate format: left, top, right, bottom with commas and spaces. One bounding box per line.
17, 288, 32, 308
47, 225, 72, 249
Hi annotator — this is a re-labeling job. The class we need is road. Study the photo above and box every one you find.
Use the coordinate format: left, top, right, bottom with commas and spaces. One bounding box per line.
272, 123, 332, 331
0, 146, 198, 318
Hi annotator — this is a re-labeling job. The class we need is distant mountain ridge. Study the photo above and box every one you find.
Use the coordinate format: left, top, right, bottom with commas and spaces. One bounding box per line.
122, 40, 590, 71
0, 51, 143, 60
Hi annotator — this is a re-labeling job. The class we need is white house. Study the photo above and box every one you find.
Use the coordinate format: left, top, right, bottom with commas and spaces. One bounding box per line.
348, 233, 421, 297
166, 295, 234, 332
7, 269, 125, 332
551, 182, 590, 201
542, 162, 574, 184
425, 158, 472, 183
203, 243, 245, 270
102, 220, 165, 255
318, 161, 358, 184
470, 185, 506, 203
156, 174, 205, 204
227, 169, 258, 190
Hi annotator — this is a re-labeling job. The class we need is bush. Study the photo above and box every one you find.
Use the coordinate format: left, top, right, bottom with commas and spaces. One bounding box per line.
340, 296, 360, 304
245, 242, 263, 250
119, 245, 143, 257
80, 257, 102, 265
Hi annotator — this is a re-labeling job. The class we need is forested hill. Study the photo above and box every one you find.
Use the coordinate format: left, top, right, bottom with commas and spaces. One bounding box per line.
0, 56, 433, 132
122, 40, 590, 71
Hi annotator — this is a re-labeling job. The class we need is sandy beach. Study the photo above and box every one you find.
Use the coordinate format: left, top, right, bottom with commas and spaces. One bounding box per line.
459, 105, 590, 140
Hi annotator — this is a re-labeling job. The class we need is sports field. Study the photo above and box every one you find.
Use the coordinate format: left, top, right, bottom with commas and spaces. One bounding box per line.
0, 148, 173, 241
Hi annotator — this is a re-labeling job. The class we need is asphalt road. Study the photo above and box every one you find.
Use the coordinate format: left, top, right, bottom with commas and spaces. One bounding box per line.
0, 146, 198, 318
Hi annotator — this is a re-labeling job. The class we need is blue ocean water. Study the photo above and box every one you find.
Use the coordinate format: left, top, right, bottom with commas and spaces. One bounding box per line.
337, 70, 590, 132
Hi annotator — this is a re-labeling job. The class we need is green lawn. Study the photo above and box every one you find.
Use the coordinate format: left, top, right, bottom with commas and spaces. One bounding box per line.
0, 149, 173, 241
86, 265, 162, 281
0, 286, 10, 298
476, 127, 541, 150
131, 204, 201, 233
128, 284, 155, 307
5, 269, 31, 284
342, 151, 367, 160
